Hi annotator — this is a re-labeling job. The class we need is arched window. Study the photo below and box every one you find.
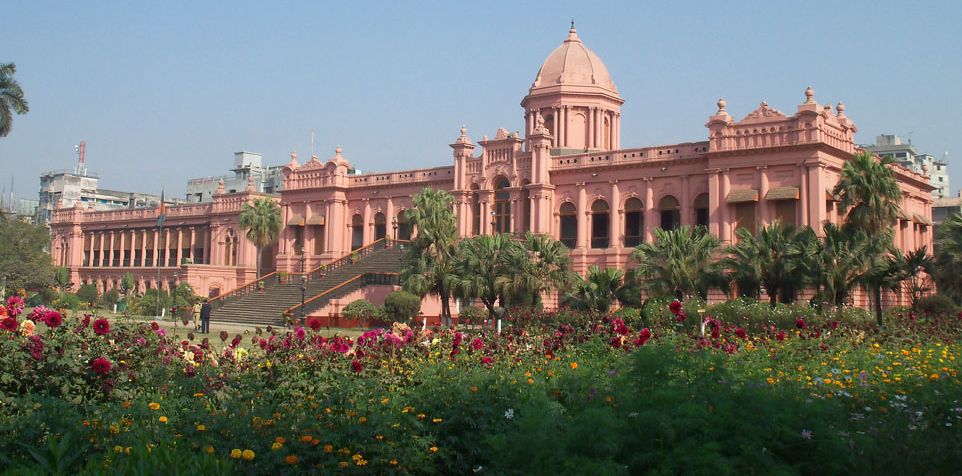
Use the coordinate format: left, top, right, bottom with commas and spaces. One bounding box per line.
397, 212, 411, 241
374, 212, 386, 241
351, 214, 363, 250
591, 199, 610, 249
624, 197, 644, 247
494, 177, 511, 234
658, 195, 680, 231
559, 202, 578, 249
693, 193, 709, 227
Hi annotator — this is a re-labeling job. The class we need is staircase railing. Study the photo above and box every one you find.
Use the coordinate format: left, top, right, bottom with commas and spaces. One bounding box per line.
209, 271, 291, 311
283, 272, 400, 322
304, 238, 408, 282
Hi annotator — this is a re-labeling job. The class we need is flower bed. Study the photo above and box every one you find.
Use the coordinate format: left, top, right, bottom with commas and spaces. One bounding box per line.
1, 295, 961, 474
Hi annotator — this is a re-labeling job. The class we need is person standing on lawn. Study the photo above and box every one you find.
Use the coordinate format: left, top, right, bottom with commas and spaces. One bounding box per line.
192, 301, 202, 330
200, 298, 211, 334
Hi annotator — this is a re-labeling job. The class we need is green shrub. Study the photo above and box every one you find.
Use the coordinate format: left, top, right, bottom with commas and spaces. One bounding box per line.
382, 290, 421, 323
55, 291, 81, 311
457, 305, 487, 325
612, 306, 642, 328
104, 288, 121, 306
342, 299, 381, 321
75, 284, 99, 307
915, 294, 958, 318
137, 289, 170, 316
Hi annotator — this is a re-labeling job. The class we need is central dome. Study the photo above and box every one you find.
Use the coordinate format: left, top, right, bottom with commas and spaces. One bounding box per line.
529, 26, 618, 96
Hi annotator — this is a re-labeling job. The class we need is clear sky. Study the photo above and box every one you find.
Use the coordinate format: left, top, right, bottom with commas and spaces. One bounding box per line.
2, 0, 961, 202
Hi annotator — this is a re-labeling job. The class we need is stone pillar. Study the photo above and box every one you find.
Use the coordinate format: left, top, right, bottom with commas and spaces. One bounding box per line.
720, 171, 731, 243
759, 167, 770, 226
118, 231, 125, 267
362, 200, 372, 245
644, 179, 655, 243
164, 227, 171, 267
799, 166, 810, 229
480, 200, 490, 235
680, 175, 691, 226
152, 228, 160, 267
97, 232, 105, 267
200, 227, 209, 265
86, 232, 94, 267
386, 198, 395, 240
559, 106, 566, 149
189, 227, 196, 260
808, 164, 825, 232
140, 230, 147, 267
176, 227, 184, 266
577, 183, 588, 248
609, 180, 620, 249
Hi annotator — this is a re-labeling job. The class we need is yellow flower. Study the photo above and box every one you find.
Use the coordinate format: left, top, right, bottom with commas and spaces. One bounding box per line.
284, 455, 299, 465
113, 445, 124, 453
324, 444, 334, 453
205, 445, 214, 454
930, 373, 941, 381
430, 446, 439, 453
242, 449, 255, 460
272, 442, 283, 450
158, 416, 168, 423
527, 378, 535, 384
381, 396, 390, 404
193, 392, 205, 397
570, 362, 578, 370
300, 435, 313, 443
121, 400, 132, 409
339, 461, 350, 469
431, 417, 443, 423
358, 416, 368, 423
390, 459, 399, 466
148, 402, 160, 411
274, 436, 286, 444
375, 434, 384, 441
196, 424, 206, 432
470, 386, 478, 393
109, 424, 120, 434
230, 449, 242, 459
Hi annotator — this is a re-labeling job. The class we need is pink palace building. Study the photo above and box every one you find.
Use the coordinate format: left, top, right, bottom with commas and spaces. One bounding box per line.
50, 26, 935, 309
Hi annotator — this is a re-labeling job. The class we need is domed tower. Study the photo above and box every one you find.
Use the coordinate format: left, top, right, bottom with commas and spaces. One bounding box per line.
522, 23, 624, 154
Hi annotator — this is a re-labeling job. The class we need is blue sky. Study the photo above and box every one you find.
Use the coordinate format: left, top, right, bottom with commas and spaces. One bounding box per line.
2, 0, 961, 201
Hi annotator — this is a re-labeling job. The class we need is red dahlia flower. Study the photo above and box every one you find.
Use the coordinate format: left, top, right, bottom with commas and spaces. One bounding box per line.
795, 318, 806, 330
90, 356, 112, 375
6, 296, 24, 317
734, 327, 747, 339
634, 328, 652, 346
669, 300, 683, 314
44, 311, 63, 329
93, 318, 110, 335
351, 360, 363, 373
1, 317, 17, 332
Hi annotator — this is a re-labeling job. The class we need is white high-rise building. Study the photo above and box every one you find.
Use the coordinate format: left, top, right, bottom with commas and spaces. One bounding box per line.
864, 134, 950, 198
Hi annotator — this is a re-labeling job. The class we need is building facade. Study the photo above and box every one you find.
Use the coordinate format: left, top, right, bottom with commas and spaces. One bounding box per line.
50, 26, 936, 306
38, 169, 175, 224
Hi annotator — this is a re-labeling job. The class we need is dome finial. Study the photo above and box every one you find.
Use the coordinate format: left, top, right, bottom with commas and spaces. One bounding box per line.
804, 86, 815, 104
571, 19, 575, 30
717, 98, 727, 112
566, 20, 579, 41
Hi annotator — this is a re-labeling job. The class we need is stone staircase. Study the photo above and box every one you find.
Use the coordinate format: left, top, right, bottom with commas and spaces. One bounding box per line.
210, 240, 405, 327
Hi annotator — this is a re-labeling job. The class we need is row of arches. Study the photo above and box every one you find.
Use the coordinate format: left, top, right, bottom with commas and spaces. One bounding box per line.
559, 194, 710, 249
351, 212, 411, 250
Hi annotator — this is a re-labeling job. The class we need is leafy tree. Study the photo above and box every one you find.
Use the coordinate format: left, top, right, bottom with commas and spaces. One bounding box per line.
401, 188, 459, 327
382, 290, 421, 323
137, 289, 170, 316
120, 272, 136, 300
722, 221, 807, 307
935, 214, 962, 305
172, 283, 197, 309
814, 223, 869, 308
75, 284, 99, 307
451, 234, 518, 321
0, 215, 53, 294
563, 266, 638, 313
631, 226, 725, 300
103, 288, 121, 307
0, 63, 29, 138
342, 299, 381, 321
238, 197, 281, 278
502, 233, 575, 306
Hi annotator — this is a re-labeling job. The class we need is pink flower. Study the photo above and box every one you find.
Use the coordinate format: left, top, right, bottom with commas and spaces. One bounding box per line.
44, 311, 62, 329
6, 296, 24, 317
93, 318, 110, 335
351, 360, 363, 373
294, 327, 306, 340
481, 356, 494, 367
90, 356, 112, 375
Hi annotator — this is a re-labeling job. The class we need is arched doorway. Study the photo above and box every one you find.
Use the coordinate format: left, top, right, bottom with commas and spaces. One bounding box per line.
374, 212, 386, 241
560, 202, 578, 249
351, 214, 363, 250
624, 197, 643, 247
658, 195, 680, 231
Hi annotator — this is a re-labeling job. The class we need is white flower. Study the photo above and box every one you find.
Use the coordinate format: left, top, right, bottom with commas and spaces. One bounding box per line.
504, 408, 514, 420
801, 429, 813, 440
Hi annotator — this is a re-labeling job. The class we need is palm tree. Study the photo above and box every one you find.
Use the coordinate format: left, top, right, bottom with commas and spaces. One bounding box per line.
815, 223, 870, 308
0, 63, 29, 137
401, 188, 459, 327
238, 197, 282, 278
502, 232, 575, 306
451, 233, 518, 320
722, 221, 807, 307
631, 226, 725, 300
833, 151, 902, 234
563, 266, 637, 313
935, 214, 962, 304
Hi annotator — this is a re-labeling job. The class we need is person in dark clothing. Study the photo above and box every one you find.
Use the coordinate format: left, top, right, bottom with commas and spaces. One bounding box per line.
200, 299, 212, 334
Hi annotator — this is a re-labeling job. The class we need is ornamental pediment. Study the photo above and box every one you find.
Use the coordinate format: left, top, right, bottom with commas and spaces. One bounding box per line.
739, 101, 786, 123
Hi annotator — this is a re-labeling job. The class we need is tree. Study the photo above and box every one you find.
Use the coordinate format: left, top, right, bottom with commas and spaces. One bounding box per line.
631, 226, 725, 300
563, 266, 638, 313
502, 232, 576, 306
238, 197, 281, 278
814, 223, 869, 308
0, 215, 53, 295
0, 63, 29, 138
400, 188, 459, 327
342, 299, 381, 322
833, 151, 902, 234
451, 234, 518, 321
722, 221, 806, 307
120, 272, 136, 300
382, 290, 421, 323
935, 214, 962, 305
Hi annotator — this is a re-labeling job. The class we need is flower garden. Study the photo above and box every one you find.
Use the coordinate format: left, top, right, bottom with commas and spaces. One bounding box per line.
2, 294, 962, 475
